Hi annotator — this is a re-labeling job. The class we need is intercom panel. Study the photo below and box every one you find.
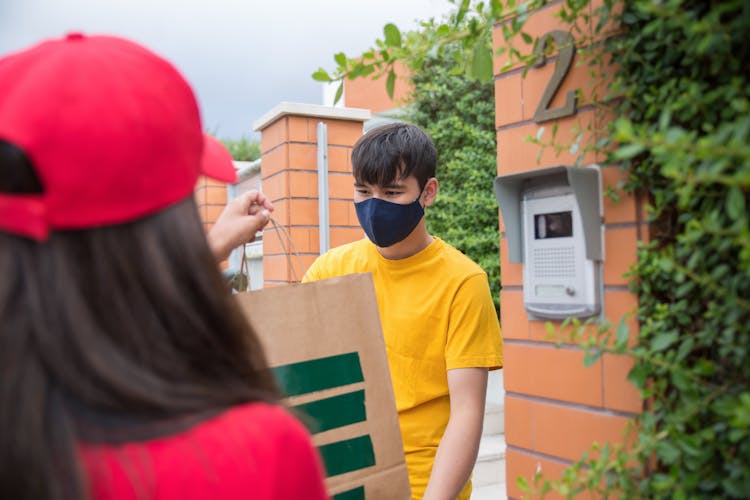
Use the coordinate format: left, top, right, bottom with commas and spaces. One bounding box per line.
520, 177, 600, 319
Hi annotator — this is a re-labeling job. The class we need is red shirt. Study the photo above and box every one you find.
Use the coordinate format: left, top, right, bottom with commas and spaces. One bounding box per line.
80, 402, 329, 500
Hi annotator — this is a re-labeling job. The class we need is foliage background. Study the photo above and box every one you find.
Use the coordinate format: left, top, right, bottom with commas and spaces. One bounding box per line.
603, 0, 750, 496
219, 136, 260, 162
523, 0, 750, 497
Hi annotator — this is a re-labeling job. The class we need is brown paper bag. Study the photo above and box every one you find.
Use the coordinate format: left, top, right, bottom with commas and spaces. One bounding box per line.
235, 273, 411, 500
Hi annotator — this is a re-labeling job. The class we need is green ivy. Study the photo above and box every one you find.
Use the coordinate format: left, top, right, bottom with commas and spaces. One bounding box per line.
523, 0, 750, 497
613, 1, 750, 496
312, 0, 533, 103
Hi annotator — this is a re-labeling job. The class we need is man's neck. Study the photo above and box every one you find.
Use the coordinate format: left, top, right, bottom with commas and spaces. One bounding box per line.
375, 221, 434, 260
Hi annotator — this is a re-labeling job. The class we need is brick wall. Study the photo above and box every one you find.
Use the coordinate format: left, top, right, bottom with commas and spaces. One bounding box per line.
195, 176, 231, 270
343, 60, 411, 113
254, 103, 370, 287
195, 176, 229, 233
493, 2, 643, 498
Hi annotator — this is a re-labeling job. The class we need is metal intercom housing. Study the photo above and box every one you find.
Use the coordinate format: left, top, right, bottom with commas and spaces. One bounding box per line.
494, 165, 603, 320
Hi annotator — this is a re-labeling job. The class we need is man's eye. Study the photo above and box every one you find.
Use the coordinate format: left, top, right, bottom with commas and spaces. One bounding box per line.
385, 191, 401, 196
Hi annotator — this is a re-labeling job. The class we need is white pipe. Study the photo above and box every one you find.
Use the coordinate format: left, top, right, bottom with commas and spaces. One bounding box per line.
317, 122, 330, 254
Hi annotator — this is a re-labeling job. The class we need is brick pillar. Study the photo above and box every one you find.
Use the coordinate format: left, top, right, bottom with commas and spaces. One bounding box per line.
195, 176, 228, 233
493, 3, 643, 498
254, 103, 370, 287
195, 176, 231, 270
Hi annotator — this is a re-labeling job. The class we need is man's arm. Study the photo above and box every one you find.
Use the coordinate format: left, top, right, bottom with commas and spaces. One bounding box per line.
423, 367, 488, 500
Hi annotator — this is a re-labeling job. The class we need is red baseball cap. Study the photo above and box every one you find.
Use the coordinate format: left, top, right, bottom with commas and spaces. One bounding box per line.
0, 33, 237, 241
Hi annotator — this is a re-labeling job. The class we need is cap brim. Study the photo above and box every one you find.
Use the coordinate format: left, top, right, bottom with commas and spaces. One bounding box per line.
200, 134, 238, 183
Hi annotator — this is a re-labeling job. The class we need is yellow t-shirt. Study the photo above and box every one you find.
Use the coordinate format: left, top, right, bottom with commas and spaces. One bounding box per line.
304, 238, 503, 500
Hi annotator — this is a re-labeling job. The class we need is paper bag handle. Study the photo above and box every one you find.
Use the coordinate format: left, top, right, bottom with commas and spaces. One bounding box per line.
240, 216, 302, 290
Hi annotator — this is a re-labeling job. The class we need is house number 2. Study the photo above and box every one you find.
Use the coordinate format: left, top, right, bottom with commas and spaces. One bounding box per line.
532, 30, 578, 123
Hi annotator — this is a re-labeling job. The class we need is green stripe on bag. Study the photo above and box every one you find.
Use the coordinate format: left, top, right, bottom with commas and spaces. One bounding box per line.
292, 390, 366, 434
271, 352, 363, 397
332, 486, 365, 500
318, 435, 375, 477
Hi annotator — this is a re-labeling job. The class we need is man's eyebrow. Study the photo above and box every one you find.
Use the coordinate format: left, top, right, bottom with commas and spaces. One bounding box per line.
353, 181, 406, 189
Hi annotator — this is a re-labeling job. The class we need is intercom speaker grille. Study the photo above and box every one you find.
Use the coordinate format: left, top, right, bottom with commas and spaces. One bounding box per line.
532, 247, 576, 278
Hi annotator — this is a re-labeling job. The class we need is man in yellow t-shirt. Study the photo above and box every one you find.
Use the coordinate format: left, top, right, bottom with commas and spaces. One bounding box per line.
303, 123, 503, 500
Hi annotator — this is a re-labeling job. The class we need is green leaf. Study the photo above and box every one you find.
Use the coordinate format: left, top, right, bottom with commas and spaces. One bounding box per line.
614, 143, 645, 160
658, 108, 672, 129
615, 318, 630, 350
614, 118, 635, 141
516, 476, 530, 491
490, 0, 504, 17
333, 83, 344, 105
334, 52, 347, 67
671, 370, 692, 391
456, 0, 471, 24
651, 331, 678, 352
471, 45, 494, 82
386, 70, 396, 99
348, 63, 364, 79
384, 23, 402, 48
726, 186, 746, 221
657, 440, 681, 464
312, 68, 331, 82
583, 349, 602, 367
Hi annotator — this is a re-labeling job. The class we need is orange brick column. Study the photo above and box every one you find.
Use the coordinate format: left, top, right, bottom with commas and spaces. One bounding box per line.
195, 176, 229, 233
254, 103, 370, 286
493, 3, 643, 498
195, 176, 232, 270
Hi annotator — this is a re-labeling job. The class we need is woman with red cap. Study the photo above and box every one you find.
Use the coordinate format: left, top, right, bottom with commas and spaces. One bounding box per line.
0, 34, 328, 500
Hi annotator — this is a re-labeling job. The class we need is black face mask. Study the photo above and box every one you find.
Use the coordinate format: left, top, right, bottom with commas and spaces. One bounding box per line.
354, 191, 424, 248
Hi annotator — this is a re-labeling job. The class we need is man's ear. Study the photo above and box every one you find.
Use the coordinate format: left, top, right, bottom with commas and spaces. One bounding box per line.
422, 177, 439, 207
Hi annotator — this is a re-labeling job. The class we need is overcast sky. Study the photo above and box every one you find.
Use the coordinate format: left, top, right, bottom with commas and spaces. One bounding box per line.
0, 0, 454, 140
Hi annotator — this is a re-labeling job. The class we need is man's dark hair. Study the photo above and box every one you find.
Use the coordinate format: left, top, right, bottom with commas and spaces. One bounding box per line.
351, 123, 437, 190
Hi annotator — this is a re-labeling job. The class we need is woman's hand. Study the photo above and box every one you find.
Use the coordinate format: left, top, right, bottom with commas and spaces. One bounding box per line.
207, 190, 274, 262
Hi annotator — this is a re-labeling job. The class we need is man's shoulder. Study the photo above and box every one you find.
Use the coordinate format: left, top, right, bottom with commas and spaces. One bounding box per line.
434, 238, 486, 279
320, 238, 371, 264
306, 238, 372, 280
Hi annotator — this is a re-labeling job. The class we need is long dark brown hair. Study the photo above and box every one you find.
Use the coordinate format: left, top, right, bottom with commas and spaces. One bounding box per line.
0, 140, 280, 500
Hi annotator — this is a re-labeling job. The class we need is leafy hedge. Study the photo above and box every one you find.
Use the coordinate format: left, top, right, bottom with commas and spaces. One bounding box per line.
527, 0, 750, 497
609, 0, 750, 496
219, 136, 260, 162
